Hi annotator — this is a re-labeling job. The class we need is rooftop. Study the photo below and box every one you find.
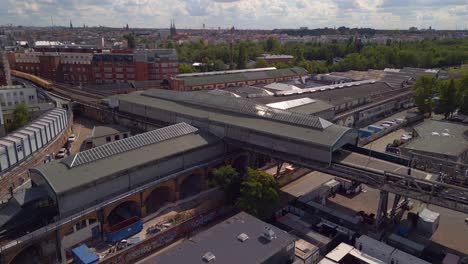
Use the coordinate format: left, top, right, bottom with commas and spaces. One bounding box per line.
174, 67, 308, 87
116, 90, 353, 149
32, 123, 221, 196
91, 124, 130, 139
254, 81, 398, 107
143, 212, 296, 264
403, 120, 468, 157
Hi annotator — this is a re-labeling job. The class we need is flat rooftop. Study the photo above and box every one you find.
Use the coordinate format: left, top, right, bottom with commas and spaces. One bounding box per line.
142, 212, 296, 264
254, 82, 399, 107
91, 124, 130, 138
402, 120, 468, 157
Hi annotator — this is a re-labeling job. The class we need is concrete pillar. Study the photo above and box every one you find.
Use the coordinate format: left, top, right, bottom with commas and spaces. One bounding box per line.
376, 190, 389, 227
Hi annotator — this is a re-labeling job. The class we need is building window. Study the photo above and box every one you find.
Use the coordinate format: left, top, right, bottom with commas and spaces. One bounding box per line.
106, 136, 111, 142
75, 219, 87, 231
29, 95, 34, 100
104, 67, 112, 73
88, 218, 97, 225
116, 74, 124, 79
115, 135, 120, 140
104, 73, 113, 78
19, 91, 23, 96
123, 133, 128, 139
116, 68, 123, 72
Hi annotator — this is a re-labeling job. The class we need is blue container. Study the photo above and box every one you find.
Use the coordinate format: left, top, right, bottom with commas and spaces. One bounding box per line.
106, 217, 143, 244
358, 129, 374, 138
367, 125, 384, 133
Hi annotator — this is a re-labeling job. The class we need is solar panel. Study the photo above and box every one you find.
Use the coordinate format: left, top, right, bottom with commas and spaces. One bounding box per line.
65, 123, 198, 168
143, 90, 331, 130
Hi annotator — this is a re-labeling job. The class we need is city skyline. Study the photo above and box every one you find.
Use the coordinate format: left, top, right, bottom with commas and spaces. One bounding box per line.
1, 0, 467, 30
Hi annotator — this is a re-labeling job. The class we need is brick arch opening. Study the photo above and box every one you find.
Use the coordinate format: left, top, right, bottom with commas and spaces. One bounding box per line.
145, 186, 174, 215
179, 173, 205, 199
107, 201, 141, 227
9, 244, 42, 264
232, 154, 249, 174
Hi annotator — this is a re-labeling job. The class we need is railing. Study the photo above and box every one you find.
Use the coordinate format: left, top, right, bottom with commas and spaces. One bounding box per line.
0, 155, 230, 253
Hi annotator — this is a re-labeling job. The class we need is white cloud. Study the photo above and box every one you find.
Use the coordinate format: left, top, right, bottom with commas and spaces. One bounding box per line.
0, 0, 466, 29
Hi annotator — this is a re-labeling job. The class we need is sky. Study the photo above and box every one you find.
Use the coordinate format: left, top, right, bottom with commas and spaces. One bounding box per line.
1, 0, 467, 30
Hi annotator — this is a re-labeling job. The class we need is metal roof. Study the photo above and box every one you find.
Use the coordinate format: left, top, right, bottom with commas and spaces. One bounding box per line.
63, 122, 197, 168
142, 89, 332, 130
176, 67, 308, 87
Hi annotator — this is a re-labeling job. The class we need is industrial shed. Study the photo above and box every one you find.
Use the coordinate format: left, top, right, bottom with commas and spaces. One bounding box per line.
30, 123, 226, 217
0, 108, 68, 172
112, 89, 358, 165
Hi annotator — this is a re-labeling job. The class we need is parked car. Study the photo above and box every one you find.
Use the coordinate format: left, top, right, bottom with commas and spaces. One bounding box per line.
401, 134, 413, 142
56, 148, 67, 158
68, 134, 76, 143
381, 123, 392, 128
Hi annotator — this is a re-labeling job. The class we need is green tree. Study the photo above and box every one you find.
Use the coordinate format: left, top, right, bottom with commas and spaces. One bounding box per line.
236, 43, 247, 69
438, 79, 458, 119
237, 168, 280, 219
179, 64, 195, 74
265, 37, 279, 52
458, 75, 468, 115
412, 75, 437, 116
294, 45, 305, 64
255, 58, 268, 68
123, 34, 136, 49
7, 103, 29, 132
211, 165, 241, 204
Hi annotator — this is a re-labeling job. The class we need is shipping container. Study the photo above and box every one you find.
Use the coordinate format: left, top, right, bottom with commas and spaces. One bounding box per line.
355, 235, 395, 263
105, 217, 143, 244
390, 249, 431, 264
417, 208, 440, 235
367, 125, 384, 133
358, 129, 374, 138
72, 244, 99, 264
387, 233, 425, 257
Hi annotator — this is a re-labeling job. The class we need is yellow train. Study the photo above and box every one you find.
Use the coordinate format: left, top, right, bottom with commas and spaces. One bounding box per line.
10, 70, 54, 90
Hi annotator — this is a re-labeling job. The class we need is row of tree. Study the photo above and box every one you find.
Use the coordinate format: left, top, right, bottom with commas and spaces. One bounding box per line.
211, 165, 280, 219
174, 37, 468, 73
412, 74, 468, 118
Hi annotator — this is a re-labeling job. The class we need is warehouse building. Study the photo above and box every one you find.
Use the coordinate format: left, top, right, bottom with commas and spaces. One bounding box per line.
169, 67, 308, 91
143, 211, 296, 264
401, 120, 468, 164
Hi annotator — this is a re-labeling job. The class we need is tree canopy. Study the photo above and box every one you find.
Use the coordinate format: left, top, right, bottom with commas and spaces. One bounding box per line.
412, 75, 437, 116
236, 168, 280, 219
7, 103, 29, 133
211, 165, 242, 204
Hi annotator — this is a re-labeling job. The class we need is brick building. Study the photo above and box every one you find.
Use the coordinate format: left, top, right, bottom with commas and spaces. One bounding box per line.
0, 52, 11, 86
169, 67, 308, 91
8, 49, 179, 86
91, 49, 179, 84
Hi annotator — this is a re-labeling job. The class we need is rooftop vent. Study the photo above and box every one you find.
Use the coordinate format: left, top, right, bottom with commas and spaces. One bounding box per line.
263, 227, 277, 241
431, 132, 440, 136
202, 252, 216, 262
237, 233, 249, 242
442, 133, 450, 137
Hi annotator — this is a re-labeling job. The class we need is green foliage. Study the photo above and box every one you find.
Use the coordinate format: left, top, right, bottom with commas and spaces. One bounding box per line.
438, 79, 458, 119
458, 75, 468, 115
123, 34, 136, 49
237, 168, 280, 219
179, 64, 195, 74
236, 43, 247, 69
255, 58, 268, 68
412, 75, 438, 115
173, 38, 468, 73
7, 103, 29, 133
211, 165, 241, 204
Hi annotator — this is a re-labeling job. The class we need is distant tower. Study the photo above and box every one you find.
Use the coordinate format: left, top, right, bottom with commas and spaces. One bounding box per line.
170, 19, 176, 39
70, 19, 73, 29
126, 24, 129, 30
